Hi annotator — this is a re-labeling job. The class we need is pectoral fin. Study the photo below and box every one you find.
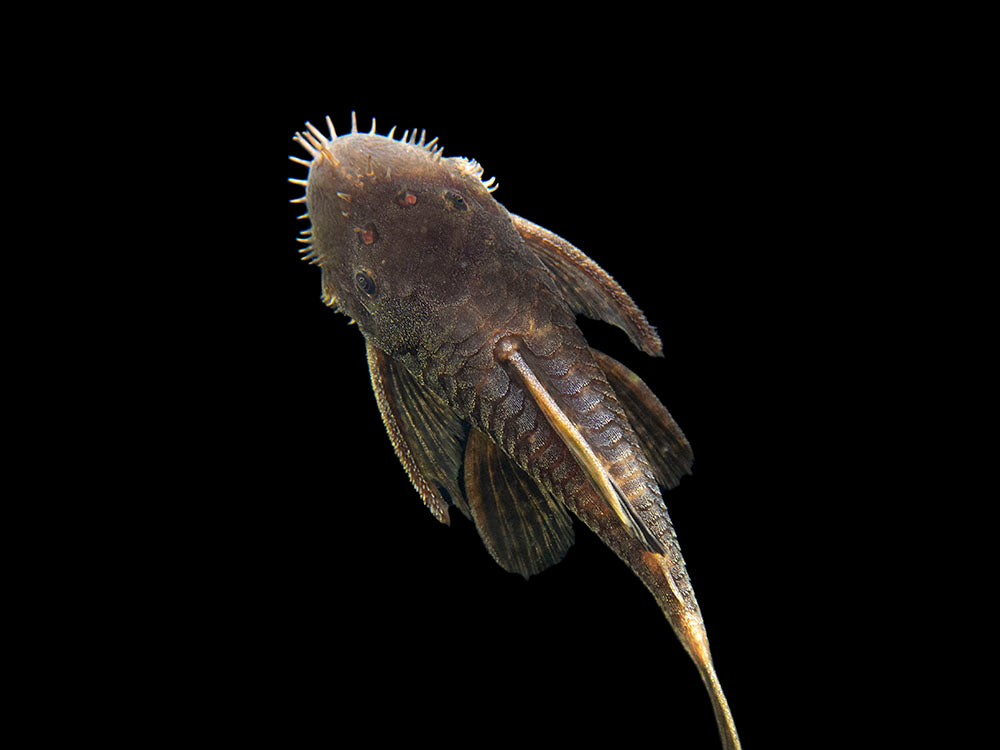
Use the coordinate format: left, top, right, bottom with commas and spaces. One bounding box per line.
463, 427, 575, 578
501, 346, 666, 555
366, 342, 468, 523
512, 213, 663, 357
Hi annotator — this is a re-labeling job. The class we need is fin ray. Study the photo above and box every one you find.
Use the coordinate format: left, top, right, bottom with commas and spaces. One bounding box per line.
590, 348, 693, 489
464, 428, 575, 577
502, 347, 666, 554
367, 343, 468, 523
512, 213, 663, 357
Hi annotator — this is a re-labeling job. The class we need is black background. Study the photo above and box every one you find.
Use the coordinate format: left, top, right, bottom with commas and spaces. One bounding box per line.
105, 49, 859, 748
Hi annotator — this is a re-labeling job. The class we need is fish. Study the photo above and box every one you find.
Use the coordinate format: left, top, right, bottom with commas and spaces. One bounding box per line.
289, 113, 740, 749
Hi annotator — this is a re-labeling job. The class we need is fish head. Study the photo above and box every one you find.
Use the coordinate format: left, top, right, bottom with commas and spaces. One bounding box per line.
293, 119, 516, 357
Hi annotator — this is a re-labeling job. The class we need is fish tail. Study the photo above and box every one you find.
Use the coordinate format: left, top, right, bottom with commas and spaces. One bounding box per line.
701, 658, 741, 750
640, 550, 741, 750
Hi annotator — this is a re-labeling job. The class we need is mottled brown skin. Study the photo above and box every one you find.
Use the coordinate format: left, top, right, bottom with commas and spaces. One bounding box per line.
291, 118, 740, 750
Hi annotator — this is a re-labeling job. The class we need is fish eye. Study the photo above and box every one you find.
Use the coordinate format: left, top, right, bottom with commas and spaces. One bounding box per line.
443, 190, 468, 211
355, 270, 377, 296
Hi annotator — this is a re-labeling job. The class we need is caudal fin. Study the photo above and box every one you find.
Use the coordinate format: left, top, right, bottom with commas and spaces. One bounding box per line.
641, 550, 741, 749
700, 659, 741, 750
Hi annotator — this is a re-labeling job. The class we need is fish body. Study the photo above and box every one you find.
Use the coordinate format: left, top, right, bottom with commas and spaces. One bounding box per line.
290, 115, 740, 749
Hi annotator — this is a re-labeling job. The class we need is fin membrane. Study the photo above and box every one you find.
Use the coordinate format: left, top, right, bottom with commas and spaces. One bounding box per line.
590, 348, 694, 489
463, 428, 575, 578
367, 342, 468, 523
512, 213, 663, 357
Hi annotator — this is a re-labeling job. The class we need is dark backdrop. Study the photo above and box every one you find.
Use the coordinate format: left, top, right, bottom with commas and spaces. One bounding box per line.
144, 69, 844, 748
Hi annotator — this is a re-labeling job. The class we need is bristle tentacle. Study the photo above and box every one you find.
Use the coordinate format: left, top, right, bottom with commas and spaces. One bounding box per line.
293, 133, 318, 158
305, 121, 329, 146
